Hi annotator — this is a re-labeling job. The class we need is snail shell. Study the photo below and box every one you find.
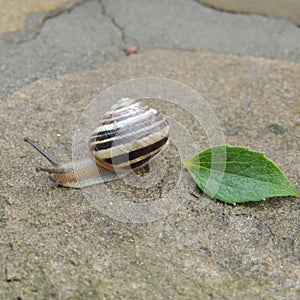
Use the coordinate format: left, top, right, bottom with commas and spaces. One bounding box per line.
24, 98, 169, 188
89, 98, 169, 172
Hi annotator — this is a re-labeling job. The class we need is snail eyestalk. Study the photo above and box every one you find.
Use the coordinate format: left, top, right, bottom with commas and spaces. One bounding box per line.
24, 137, 61, 168
24, 137, 78, 187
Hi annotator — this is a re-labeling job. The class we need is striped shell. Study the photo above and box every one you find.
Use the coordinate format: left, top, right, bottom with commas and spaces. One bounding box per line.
89, 98, 169, 172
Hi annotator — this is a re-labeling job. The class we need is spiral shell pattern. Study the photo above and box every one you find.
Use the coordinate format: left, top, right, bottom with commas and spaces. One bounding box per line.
89, 98, 169, 172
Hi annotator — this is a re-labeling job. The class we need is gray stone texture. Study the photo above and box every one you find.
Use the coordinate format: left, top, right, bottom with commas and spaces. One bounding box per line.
1, 0, 299, 299
198, 0, 300, 26
1, 0, 300, 102
1, 50, 299, 299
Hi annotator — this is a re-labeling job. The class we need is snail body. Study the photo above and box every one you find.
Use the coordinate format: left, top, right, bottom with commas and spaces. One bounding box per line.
25, 98, 169, 188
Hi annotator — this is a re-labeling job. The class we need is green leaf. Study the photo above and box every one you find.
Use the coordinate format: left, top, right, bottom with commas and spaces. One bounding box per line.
184, 145, 298, 204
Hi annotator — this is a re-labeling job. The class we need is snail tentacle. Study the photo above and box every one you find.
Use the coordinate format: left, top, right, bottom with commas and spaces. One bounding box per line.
24, 137, 61, 167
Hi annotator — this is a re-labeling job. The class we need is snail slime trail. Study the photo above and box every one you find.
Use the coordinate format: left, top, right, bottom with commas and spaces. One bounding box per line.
25, 98, 170, 188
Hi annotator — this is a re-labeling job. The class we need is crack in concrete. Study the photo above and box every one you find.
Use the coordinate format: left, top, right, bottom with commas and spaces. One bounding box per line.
31, 0, 91, 41
2, 0, 90, 44
33, 0, 90, 38
251, 213, 299, 258
195, 0, 300, 27
98, 0, 125, 42
251, 215, 276, 248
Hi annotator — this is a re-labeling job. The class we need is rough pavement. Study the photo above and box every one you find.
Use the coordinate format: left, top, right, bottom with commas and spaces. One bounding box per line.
197, 0, 300, 26
2, 49, 300, 299
1, 0, 299, 299
1, 0, 300, 102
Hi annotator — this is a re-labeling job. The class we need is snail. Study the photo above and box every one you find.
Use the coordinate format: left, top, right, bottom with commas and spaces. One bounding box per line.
24, 98, 169, 188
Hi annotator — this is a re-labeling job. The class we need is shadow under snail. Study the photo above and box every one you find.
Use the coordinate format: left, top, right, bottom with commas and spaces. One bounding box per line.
24, 98, 170, 188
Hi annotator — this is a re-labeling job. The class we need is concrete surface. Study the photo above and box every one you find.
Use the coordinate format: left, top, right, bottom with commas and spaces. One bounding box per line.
1, 49, 300, 300
1, 0, 300, 299
1, 0, 300, 103
198, 0, 300, 26
0, 0, 84, 34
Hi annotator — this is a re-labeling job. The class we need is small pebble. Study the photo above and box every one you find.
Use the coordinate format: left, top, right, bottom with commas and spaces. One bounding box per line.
123, 44, 139, 55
